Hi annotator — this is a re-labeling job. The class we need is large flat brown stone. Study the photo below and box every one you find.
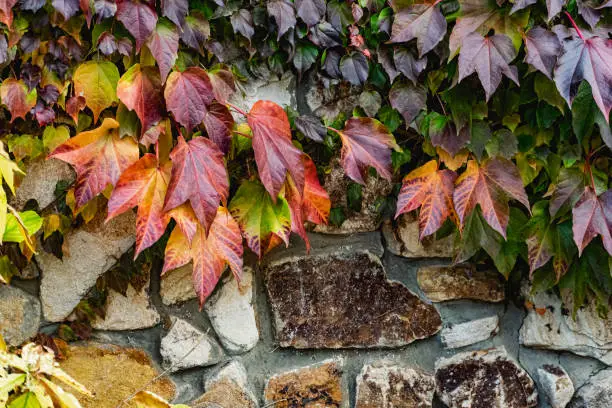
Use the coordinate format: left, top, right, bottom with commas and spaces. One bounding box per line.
265, 251, 441, 348
417, 265, 505, 303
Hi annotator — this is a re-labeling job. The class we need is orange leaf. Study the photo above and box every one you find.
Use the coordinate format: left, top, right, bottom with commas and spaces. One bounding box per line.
167, 203, 199, 244
0, 78, 37, 122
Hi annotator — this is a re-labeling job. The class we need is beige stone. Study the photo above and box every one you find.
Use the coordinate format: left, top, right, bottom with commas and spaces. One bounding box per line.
11, 158, 75, 210
0, 285, 40, 346
160, 263, 196, 306
383, 215, 453, 258
417, 264, 505, 303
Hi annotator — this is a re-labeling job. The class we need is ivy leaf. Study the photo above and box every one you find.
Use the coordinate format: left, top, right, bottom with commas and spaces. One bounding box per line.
453, 157, 530, 238
335, 117, 398, 184
554, 31, 612, 122
248, 100, 305, 200
231, 9, 254, 41
427, 112, 467, 156
107, 154, 171, 256
161, 0, 188, 27
267, 0, 296, 40
546, 0, 566, 20
208, 65, 236, 104
389, 81, 427, 125
458, 33, 519, 101
163, 136, 229, 232
116, 64, 164, 134
0, 142, 24, 194
146, 18, 179, 83
295, 0, 326, 26
66, 95, 86, 125
229, 179, 291, 258
396, 160, 457, 238
49, 118, 139, 207
393, 48, 427, 85
73, 60, 119, 122
295, 115, 326, 142
523, 27, 561, 80
340, 51, 369, 86
164, 67, 214, 130
203, 101, 233, 154
572, 187, 612, 256
116, 0, 158, 52
167, 202, 198, 244
0, 0, 17, 27
294, 42, 319, 73
0, 78, 37, 122
454, 206, 502, 264
52, 0, 79, 20
389, 1, 447, 57
180, 11, 210, 53
549, 167, 585, 218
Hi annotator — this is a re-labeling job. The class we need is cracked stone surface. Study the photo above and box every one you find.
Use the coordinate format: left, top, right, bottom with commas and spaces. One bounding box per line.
0, 285, 40, 346
435, 347, 538, 408
441, 315, 499, 349
264, 251, 441, 348
538, 364, 574, 408
11, 158, 75, 210
382, 216, 454, 258
567, 368, 612, 408
355, 360, 434, 408
417, 264, 505, 303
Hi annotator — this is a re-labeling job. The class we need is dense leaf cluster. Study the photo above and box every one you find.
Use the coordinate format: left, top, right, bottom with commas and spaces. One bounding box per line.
0, 0, 609, 313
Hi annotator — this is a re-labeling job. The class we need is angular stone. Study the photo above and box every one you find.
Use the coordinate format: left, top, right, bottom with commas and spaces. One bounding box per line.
0, 285, 41, 346
561, 290, 612, 346
160, 317, 225, 372
519, 288, 612, 365
229, 71, 296, 115
435, 347, 538, 408
417, 264, 505, 303
355, 360, 435, 408
264, 359, 347, 408
538, 364, 574, 408
440, 315, 499, 349
265, 251, 441, 348
91, 279, 160, 331
59, 343, 175, 408
11, 158, 75, 210
314, 159, 393, 234
38, 211, 136, 322
204, 268, 259, 353
193, 360, 258, 407
568, 368, 612, 408
383, 215, 453, 258
160, 263, 196, 306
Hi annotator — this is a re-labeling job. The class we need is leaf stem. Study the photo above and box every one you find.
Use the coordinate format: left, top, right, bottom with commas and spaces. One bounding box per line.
227, 102, 248, 117
234, 131, 252, 139
325, 126, 341, 135
564, 12, 585, 41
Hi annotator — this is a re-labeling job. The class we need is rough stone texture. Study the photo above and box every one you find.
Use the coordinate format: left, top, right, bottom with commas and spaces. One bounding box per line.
38, 211, 136, 322
229, 71, 296, 116
0, 285, 41, 346
193, 360, 258, 407
91, 279, 160, 331
264, 358, 347, 408
11, 158, 75, 210
561, 290, 612, 346
519, 288, 612, 365
265, 251, 441, 348
417, 264, 505, 303
567, 368, 612, 408
435, 347, 538, 408
59, 343, 175, 408
314, 159, 393, 234
306, 77, 361, 121
355, 360, 435, 408
440, 315, 499, 349
204, 267, 259, 353
18, 261, 39, 279
160, 317, 225, 372
382, 215, 454, 258
538, 364, 574, 408
160, 263, 196, 305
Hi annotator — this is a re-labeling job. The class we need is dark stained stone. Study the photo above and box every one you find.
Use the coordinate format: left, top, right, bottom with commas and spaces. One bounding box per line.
417, 264, 505, 303
264, 359, 346, 408
435, 347, 538, 408
264, 251, 442, 348
356, 360, 435, 408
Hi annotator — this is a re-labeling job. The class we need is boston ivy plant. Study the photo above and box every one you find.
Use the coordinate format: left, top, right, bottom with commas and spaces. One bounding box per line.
0, 0, 609, 314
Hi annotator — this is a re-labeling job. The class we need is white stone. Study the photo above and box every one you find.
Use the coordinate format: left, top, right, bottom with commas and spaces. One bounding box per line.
11, 158, 75, 210
382, 216, 453, 258
568, 368, 612, 408
561, 290, 612, 346
160, 317, 225, 372
441, 315, 499, 349
204, 268, 259, 353
38, 211, 136, 322
229, 72, 295, 118
160, 263, 196, 306
519, 288, 612, 365
0, 285, 41, 346
91, 278, 160, 331
538, 365, 574, 408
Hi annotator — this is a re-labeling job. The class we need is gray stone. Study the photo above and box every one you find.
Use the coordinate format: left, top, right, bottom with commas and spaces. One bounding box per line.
17, 262, 39, 280
160, 263, 196, 306
538, 364, 574, 408
264, 251, 441, 348
229, 71, 296, 117
355, 360, 435, 408
519, 288, 612, 365
160, 317, 225, 372
440, 315, 499, 349
306, 77, 361, 121
91, 278, 160, 331
383, 215, 454, 258
204, 268, 259, 353
11, 158, 75, 210
417, 264, 506, 303
38, 211, 136, 322
567, 368, 612, 408
0, 285, 41, 346
561, 290, 612, 346
435, 347, 538, 408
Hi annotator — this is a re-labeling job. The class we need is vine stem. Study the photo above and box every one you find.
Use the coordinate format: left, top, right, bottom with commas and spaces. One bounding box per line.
227, 102, 248, 117
234, 131, 252, 139
564, 12, 585, 40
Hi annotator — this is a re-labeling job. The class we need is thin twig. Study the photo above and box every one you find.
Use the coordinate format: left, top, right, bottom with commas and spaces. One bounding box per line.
263, 398, 289, 407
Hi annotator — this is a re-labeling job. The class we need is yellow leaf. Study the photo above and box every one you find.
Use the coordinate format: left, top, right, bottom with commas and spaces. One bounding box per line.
0, 142, 25, 194
73, 61, 119, 122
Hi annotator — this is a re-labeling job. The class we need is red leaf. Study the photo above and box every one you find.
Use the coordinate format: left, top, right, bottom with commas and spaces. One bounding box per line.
203, 101, 234, 154
572, 188, 612, 256
66, 95, 86, 125
208, 66, 236, 105
0, 78, 36, 122
146, 18, 179, 83
116, 0, 158, 52
116, 64, 164, 134
0, 0, 17, 26
167, 202, 199, 244
164, 67, 214, 130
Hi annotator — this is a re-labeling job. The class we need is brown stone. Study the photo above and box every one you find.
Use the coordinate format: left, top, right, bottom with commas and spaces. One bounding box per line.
265, 251, 441, 348
192, 379, 257, 408
435, 347, 538, 408
59, 343, 175, 408
355, 360, 434, 408
264, 359, 346, 408
417, 264, 505, 303
382, 215, 453, 258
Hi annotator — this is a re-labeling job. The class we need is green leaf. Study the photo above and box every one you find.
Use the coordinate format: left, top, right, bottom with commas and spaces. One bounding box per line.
7, 134, 44, 162
42, 126, 70, 153
293, 42, 319, 73
8, 393, 41, 408
3, 211, 43, 243
534, 74, 566, 113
